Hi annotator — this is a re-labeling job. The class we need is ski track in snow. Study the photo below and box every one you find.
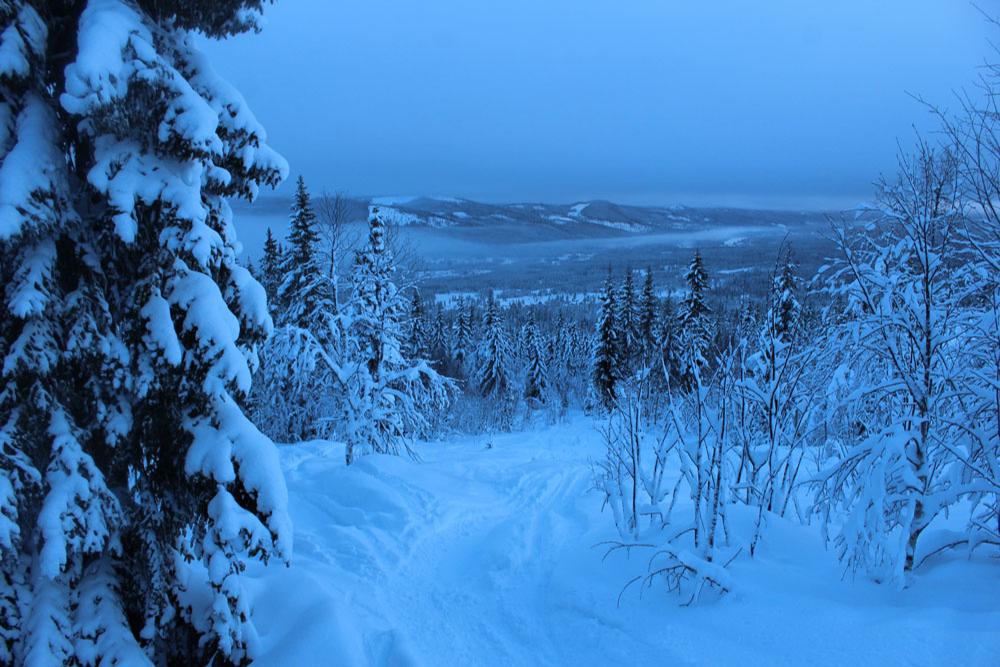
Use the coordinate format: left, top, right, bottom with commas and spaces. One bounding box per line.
248, 415, 1000, 667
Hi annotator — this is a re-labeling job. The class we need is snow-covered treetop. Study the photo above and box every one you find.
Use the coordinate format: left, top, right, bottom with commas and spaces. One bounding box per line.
136, 0, 272, 38
60, 0, 287, 250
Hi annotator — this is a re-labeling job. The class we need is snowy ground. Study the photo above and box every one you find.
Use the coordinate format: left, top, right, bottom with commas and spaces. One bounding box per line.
248, 414, 1000, 666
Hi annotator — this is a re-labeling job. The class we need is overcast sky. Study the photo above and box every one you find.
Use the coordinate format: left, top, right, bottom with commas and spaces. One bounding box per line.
205, 1, 993, 208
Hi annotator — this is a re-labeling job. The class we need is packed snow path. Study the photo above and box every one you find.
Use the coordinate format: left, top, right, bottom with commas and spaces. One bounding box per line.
249, 415, 1000, 666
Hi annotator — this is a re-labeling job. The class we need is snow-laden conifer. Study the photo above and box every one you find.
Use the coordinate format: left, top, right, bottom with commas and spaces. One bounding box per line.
656, 297, 680, 386
277, 176, 333, 335
451, 301, 475, 377
260, 226, 284, 317
407, 290, 429, 359
0, 2, 291, 662
616, 269, 639, 373
678, 251, 712, 386
593, 271, 620, 410
341, 208, 454, 463
639, 267, 658, 357
253, 178, 336, 441
773, 245, 800, 342
477, 294, 513, 401
523, 319, 549, 404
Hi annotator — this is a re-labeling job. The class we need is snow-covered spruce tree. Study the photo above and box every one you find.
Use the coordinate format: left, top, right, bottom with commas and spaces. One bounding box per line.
477, 293, 513, 402
655, 297, 680, 387
817, 143, 989, 582
522, 319, 549, 405
566, 319, 591, 379
276, 176, 330, 334
547, 311, 567, 369
616, 269, 639, 374
544, 311, 574, 408
406, 289, 429, 360
248, 225, 301, 440
639, 267, 658, 359
773, 245, 800, 342
451, 300, 474, 377
341, 208, 453, 464
592, 271, 620, 411
0, 1, 290, 663
427, 302, 450, 369
252, 177, 335, 441
678, 250, 712, 388
260, 226, 284, 317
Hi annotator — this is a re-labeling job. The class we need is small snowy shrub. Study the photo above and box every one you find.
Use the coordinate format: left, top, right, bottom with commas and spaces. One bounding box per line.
596, 365, 742, 605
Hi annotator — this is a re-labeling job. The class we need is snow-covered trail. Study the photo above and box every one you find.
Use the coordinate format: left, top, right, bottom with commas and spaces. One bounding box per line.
248, 415, 1000, 667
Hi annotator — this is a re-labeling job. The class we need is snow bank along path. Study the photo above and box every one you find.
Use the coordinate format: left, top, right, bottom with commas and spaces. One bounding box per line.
248, 415, 1000, 666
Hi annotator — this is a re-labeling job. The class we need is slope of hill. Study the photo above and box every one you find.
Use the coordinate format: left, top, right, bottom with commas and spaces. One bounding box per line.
247, 416, 1000, 666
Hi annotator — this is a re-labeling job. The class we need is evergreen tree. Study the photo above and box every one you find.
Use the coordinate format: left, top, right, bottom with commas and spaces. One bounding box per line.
277, 176, 332, 335
523, 319, 549, 404
428, 303, 449, 366
547, 311, 568, 370
343, 208, 453, 464
254, 179, 336, 441
261, 226, 284, 316
737, 297, 758, 343
616, 269, 639, 370
773, 245, 801, 342
451, 301, 474, 379
679, 250, 713, 383
477, 295, 513, 400
0, 2, 290, 663
657, 297, 680, 385
593, 271, 620, 410
568, 321, 590, 375
639, 267, 658, 356
407, 290, 429, 359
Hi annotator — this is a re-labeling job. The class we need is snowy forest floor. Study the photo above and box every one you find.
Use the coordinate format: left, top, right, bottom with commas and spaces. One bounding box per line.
247, 414, 1000, 666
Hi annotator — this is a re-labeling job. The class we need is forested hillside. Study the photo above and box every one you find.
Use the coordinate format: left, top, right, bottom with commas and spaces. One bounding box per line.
0, 1, 997, 665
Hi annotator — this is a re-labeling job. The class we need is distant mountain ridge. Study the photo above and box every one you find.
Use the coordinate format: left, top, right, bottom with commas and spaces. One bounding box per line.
234, 195, 828, 239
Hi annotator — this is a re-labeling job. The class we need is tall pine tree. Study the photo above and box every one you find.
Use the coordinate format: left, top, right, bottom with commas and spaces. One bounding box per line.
277, 176, 332, 336
406, 290, 429, 359
593, 271, 620, 410
679, 250, 712, 385
773, 244, 800, 342
452, 300, 474, 375
523, 319, 549, 404
616, 269, 639, 372
0, 2, 290, 663
260, 226, 284, 317
639, 267, 658, 357
428, 303, 449, 367
253, 179, 336, 441
342, 208, 452, 464
657, 296, 680, 386
477, 294, 513, 400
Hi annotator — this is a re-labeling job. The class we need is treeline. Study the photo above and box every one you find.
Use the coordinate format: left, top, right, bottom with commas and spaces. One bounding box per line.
248, 179, 805, 440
